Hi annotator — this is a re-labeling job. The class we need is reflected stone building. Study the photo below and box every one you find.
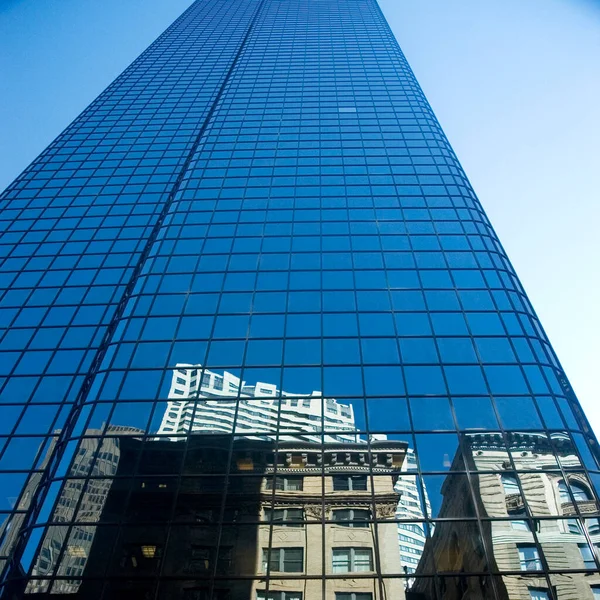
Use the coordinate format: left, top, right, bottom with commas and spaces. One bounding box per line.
410, 432, 600, 600
24, 427, 142, 596
256, 439, 407, 600
18, 369, 411, 600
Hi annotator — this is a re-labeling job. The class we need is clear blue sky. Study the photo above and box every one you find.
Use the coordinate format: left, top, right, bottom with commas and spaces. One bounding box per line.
1, 0, 599, 433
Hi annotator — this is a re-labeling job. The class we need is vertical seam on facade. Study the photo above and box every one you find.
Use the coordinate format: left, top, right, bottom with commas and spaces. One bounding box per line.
0, 0, 269, 589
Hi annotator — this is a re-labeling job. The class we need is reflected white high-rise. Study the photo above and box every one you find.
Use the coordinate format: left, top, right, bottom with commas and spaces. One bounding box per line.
159, 364, 361, 443
395, 449, 430, 581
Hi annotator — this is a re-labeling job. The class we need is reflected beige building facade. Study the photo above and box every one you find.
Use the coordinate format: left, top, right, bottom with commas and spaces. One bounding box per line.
255, 440, 406, 600
411, 432, 600, 600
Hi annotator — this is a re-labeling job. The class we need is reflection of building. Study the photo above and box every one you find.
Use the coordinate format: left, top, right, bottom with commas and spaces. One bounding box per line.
160, 364, 360, 443
411, 432, 600, 600
18, 366, 413, 599
24, 433, 407, 600
257, 439, 407, 600
25, 426, 142, 596
0, 459, 49, 583
395, 449, 430, 583
66, 435, 266, 600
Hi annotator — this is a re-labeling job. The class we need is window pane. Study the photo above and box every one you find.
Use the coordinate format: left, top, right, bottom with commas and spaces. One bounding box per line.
332, 475, 368, 491
501, 474, 520, 495
518, 545, 542, 571
282, 548, 304, 573
332, 549, 350, 573
579, 543, 596, 569
353, 548, 373, 572
332, 509, 370, 527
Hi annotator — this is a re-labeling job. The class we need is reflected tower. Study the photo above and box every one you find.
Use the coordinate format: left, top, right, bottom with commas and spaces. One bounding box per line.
0, 0, 598, 598
160, 363, 360, 443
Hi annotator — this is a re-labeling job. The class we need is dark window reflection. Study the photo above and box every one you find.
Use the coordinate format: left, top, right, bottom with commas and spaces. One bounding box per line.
332, 475, 367, 492
263, 547, 304, 573
332, 509, 370, 528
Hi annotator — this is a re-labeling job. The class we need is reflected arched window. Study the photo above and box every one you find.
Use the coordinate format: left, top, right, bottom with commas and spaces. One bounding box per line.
558, 480, 570, 502
559, 479, 592, 503
572, 481, 592, 501
501, 474, 520, 495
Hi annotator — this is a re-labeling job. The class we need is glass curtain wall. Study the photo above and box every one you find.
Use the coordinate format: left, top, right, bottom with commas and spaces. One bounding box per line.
0, 0, 598, 599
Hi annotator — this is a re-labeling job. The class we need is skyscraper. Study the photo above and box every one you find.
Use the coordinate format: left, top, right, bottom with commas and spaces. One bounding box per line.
0, 0, 598, 598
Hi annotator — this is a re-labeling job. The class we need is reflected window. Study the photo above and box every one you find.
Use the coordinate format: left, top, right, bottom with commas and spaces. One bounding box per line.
511, 519, 530, 532
264, 508, 304, 527
262, 548, 303, 573
188, 546, 210, 573
257, 593, 302, 600
332, 548, 373, 573
571, 481, 592, 501
332, 509, 370, 527
558, 480, 570, 502
579, 543, 597, 569
192, 509, 214, 524
592, 587, 600, 600
186, 546, 232, 574
528, 590, 549, 600
568, 519, 583, 534
333, 475, 367, 491
501, 474, 520, 495
120, 544, 163, 571
588, 518, 600, 535
569, 517, 600, 536
266, 476, 303, 491
559, 479, 592, 503
517, 544, 542, 571
336, 594, 372, 600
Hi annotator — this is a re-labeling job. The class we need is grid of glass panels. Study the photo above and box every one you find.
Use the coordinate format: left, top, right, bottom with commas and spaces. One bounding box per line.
1, 0, 599, 598
0, 0, 263, 586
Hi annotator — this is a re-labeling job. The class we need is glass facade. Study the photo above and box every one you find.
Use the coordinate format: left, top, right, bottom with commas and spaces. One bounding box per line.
0, 0, 598, 598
